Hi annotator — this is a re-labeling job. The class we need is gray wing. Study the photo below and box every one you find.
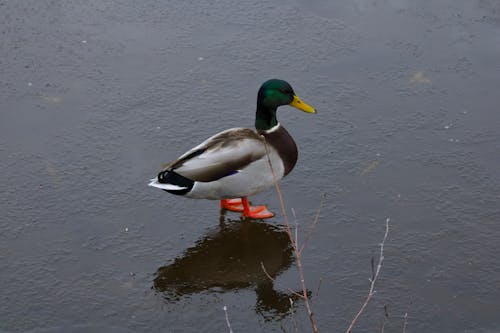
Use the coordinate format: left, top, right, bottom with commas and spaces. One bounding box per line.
163, 128, 267, 182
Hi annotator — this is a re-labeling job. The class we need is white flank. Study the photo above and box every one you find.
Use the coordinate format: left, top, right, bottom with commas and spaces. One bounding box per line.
148, 178, 187, 191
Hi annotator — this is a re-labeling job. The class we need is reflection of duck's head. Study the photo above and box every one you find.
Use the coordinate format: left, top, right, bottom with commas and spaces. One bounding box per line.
153, 219, 296, 316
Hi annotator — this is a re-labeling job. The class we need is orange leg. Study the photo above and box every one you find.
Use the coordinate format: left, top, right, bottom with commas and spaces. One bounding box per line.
220, 198, 244, 212
241, 197, 274, 219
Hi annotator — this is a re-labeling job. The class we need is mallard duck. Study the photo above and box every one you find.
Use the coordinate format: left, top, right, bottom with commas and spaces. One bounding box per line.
149, 79, 316, 219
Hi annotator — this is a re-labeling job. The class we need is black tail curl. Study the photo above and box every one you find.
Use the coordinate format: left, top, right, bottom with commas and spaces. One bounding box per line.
157, 169, 194, 196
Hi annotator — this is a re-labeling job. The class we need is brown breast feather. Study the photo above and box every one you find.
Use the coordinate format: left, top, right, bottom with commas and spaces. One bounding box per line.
260, 125, 298, 177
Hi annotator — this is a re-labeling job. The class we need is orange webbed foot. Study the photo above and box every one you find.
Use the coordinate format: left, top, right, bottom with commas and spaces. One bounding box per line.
241, 197, 274, 219
220, 198, 244, 212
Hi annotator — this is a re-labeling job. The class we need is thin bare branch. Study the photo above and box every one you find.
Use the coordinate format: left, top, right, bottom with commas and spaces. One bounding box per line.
402, 311, 408, 333
223, 305, 233, 333
380, 305, 389, 333
315, 277, 323, 297
260, 262, 303, 299
290, 297, 299, 333
299, 194, 325, 255
264, 141, 319, 333
345, 218, 390, 333
292, 208, 298, 249
402, 300, 413, 333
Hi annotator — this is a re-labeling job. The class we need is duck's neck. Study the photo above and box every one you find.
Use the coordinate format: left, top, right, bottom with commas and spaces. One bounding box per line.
255, 103, 278, 131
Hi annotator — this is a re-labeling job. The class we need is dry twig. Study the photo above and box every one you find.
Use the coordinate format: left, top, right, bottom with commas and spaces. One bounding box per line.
402, 311, 408, 333
260, 262, 303, 299
315, 277, 323, 297
380, 305, 389, 333
299, 194, 325, 255
223, 305, 233, 333
263, 141, 320, 333
345, 218, 390, 333
289, 297, 299, 333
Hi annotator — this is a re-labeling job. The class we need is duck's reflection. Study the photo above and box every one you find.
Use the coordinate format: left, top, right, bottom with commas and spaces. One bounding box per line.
153, 216, 299, 317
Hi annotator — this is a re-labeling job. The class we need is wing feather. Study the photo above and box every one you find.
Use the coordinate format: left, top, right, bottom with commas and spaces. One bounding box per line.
162, 128, 266, 182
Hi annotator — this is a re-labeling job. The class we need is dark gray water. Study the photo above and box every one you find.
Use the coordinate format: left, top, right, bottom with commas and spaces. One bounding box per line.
1, 0, 499, 332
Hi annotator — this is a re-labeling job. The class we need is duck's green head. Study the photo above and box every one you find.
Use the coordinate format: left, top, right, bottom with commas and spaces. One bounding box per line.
256, 79, 316, 131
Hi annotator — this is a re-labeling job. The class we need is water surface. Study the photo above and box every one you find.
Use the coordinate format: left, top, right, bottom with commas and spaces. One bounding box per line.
1, 0, 499, 332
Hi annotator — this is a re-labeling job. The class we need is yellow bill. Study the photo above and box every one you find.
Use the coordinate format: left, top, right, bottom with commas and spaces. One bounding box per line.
289, 95, 316, 114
